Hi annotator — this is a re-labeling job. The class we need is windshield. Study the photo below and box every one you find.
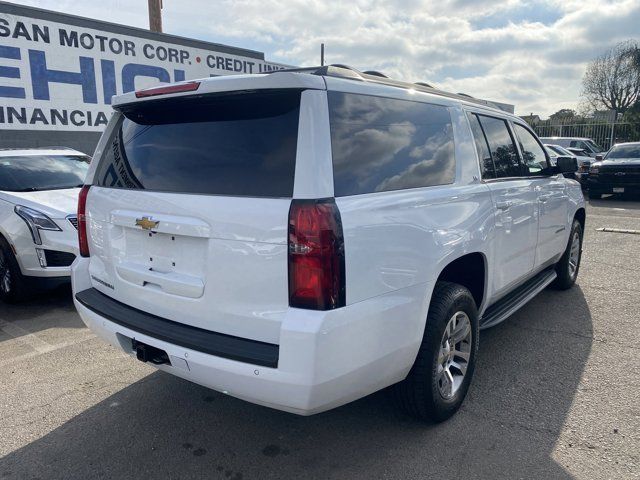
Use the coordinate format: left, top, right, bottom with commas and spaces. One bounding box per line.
605, 144, 640, 160
547, 145, 572, 156
585, 139, 604, 153
0, 155, 89, 192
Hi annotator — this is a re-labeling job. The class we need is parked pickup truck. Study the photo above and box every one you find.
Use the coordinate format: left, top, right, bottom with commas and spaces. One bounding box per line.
72, 66, 585, 422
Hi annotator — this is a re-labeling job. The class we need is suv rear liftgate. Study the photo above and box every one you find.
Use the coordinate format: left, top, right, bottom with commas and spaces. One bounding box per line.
77, 89, 305, 360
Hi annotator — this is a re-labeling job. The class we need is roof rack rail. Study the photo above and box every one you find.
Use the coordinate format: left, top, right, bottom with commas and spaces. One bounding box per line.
362, 70, 388, 78
278, 64, 364, 80
271, 65, 507, 112
330, 64, 357, 70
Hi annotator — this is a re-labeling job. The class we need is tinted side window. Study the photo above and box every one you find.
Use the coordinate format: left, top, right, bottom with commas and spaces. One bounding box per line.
466, 112, 496, 179
94, 90, 301, 197
513, 123, 548, 175
477, 116, 521, 178
328, 92, 455, 196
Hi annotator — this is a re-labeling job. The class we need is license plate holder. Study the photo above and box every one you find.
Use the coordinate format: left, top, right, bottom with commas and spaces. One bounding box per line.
613, 187, 625, 193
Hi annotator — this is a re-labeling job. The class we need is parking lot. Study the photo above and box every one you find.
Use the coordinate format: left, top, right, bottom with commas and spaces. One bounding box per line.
0, 198, 638, 480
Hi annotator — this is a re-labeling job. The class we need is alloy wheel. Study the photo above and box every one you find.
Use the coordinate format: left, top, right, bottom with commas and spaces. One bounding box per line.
568, 231, 581, 279
437, 311, 472, 399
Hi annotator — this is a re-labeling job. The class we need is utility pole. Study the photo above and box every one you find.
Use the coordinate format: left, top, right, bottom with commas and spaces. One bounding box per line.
148, 0, 163, 32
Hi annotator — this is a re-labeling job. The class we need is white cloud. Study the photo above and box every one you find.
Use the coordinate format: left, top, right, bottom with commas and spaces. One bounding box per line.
9, 0, 640, 116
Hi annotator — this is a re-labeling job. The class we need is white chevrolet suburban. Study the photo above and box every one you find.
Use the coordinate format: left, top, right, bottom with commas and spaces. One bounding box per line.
72, 66, 585, 421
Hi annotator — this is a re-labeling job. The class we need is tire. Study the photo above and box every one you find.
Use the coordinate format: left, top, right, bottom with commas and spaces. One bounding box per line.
551, 219, 583, 290
0, 237, 29, 303
588, 191, 601, 200
394, 281, 479, 422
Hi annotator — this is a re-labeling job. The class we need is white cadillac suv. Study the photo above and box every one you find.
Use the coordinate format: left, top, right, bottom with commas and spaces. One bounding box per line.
0, 148, 89, 302
72, 66, 585, 421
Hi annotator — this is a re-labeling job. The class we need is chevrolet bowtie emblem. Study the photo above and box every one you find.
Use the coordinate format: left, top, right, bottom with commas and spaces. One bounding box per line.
135, 216, 159, 230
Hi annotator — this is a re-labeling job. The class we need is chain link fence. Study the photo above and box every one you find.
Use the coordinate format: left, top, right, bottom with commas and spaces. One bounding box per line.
531, 120, 640, 150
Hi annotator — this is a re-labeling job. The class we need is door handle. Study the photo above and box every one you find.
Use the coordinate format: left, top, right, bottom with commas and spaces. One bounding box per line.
539, 195, 551, 202
496, 200, 512, 210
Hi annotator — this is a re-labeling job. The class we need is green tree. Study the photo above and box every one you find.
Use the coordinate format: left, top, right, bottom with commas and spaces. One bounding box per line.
549, 109, 577, 123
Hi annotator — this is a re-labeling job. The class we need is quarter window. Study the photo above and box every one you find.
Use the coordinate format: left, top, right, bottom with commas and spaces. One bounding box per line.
328, 92, 455, 196
477, 116, 521, 178
513, 124, 548, 175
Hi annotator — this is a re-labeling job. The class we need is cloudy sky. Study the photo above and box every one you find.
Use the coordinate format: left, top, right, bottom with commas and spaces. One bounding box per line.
10, 0, 640, 116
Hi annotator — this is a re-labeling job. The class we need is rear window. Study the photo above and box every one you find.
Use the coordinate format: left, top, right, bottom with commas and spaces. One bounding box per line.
0, 155, 89, 192
94, 90, 301, 197
328, 92, 455, 196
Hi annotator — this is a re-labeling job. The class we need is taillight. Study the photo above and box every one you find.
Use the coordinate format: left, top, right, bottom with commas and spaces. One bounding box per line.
135, 81, 200, 98
288, 199, 345, 310
78, 185, 90, 257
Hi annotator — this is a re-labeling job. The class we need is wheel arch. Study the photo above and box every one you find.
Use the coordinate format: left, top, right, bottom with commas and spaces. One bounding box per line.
0, 220, 30, 275
435, 252, 487, 311
0, 228, 13, 250
574, 207, 586, 231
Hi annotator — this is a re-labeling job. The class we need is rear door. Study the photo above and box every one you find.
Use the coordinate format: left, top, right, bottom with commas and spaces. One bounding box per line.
85, 90, 302, 344
470, 113, 538, 297
512, 123, 568, 267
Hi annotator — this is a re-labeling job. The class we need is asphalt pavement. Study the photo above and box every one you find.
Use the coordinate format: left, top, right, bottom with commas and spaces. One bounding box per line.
1, 196, 639, 479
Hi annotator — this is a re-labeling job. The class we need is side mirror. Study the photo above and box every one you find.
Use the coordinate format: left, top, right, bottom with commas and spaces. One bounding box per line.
595, 154, 604, 161
556, 156, 578, 174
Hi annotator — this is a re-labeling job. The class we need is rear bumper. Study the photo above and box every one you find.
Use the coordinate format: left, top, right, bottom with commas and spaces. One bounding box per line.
72, 258, 431, 415
75, 287, 279, 368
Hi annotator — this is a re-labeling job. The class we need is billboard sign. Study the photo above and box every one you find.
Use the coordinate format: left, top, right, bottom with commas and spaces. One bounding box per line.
0, 4, 286, 132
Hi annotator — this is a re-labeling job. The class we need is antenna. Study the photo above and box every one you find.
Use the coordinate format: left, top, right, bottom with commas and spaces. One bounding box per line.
320, 43, 325, 67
